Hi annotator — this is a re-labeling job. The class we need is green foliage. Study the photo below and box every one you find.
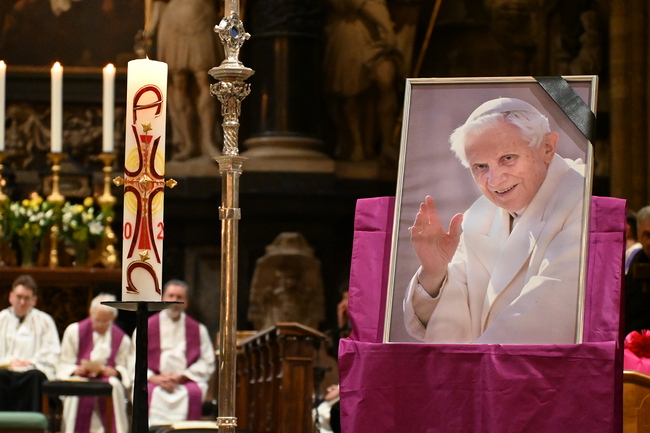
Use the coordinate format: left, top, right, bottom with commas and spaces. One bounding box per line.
5, 194, 58, 243
60, 197, 108, 250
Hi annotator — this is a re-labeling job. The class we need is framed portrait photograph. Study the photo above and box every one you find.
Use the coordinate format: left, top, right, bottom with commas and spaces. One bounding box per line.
383, 76, 597, 344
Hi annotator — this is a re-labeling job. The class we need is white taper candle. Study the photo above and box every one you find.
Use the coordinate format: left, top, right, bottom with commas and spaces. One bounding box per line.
102, 64, 116, 153
50, 62, 63, 153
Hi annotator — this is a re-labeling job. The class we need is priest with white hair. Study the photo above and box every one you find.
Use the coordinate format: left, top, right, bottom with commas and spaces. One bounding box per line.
56, 293, 133, 433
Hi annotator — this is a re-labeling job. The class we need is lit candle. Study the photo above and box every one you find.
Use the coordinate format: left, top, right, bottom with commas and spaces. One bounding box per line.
50, 62, 63, 153
102, 64, 115, 153
225, 0, 239, 16
121, 58, 168, 302
0, 61, 5, 152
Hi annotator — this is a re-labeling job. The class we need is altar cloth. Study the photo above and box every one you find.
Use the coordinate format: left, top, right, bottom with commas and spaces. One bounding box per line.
339, 196, 624, 433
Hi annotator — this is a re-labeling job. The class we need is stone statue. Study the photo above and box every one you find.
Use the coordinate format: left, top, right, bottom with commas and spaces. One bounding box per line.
323, 0, 404, 163
145, 0, 223, 161
248, 232, 325, 331
570, 10, 602, 75
5, 104, 50, 168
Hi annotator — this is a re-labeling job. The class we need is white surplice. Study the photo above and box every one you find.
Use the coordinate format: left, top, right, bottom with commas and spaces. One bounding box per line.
0, 307, 60, 379
57, 322, 133, 433
141, 310, 215, 426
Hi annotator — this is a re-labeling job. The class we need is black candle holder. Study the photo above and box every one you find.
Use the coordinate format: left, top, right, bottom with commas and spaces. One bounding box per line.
102, 300, 181, 433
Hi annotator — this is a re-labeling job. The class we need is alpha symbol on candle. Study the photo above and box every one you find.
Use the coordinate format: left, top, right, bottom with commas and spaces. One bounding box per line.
133, 86, 163, 122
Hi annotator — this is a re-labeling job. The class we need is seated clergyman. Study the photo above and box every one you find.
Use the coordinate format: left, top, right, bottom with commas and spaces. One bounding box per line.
56, 293, 133, 433
143, 280, 216, 426
0, 274, 60, 411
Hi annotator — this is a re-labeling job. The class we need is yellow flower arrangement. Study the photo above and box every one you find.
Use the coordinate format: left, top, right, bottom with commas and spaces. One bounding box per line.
5, 193, 58, 266
60, 197, 108, 266
1, 193, 112, 267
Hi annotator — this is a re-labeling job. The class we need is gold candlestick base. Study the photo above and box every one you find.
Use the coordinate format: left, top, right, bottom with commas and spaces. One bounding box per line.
0, 153, 8, 206
0, 152, 16, 266
97, 153, 117, 208
46, 152, 66, 268
46, 153, 66, 205
90, 153, 119, 269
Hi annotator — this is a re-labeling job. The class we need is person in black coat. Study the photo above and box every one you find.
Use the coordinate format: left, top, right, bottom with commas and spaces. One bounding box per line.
625, 205, 650, 335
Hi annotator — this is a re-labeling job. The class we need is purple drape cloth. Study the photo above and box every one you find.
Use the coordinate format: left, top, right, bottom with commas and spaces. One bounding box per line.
148, 313, 201, 373
77, 318, 125, 367
339, 196, 625, 433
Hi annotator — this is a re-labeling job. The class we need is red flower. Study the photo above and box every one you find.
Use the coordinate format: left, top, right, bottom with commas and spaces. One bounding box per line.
626, 330, 650, 358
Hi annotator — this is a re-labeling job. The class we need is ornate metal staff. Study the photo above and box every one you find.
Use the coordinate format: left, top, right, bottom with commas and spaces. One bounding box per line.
210, 4, 253, 432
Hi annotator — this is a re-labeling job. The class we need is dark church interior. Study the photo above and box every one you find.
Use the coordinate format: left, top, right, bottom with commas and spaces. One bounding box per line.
0, 0, 647, 432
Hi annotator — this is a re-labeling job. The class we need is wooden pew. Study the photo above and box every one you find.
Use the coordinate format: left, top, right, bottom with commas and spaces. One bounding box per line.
231, 323, 326, 433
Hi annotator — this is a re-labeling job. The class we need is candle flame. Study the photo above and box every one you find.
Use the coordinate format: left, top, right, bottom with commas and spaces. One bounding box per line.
52, 61, 62, 71
104, 63, 116, 73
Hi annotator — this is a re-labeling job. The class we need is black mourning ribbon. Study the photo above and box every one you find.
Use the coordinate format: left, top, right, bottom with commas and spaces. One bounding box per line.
534, 76, 597, 145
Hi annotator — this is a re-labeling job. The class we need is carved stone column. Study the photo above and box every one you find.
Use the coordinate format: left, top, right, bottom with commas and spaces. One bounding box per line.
240, 0, 333, 173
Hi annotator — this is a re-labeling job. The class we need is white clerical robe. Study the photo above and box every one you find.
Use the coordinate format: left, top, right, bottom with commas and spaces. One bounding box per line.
404, 155, 586, 344
0, 307, 60, 379
57, 321, 133, 433
142, 310, 215, 426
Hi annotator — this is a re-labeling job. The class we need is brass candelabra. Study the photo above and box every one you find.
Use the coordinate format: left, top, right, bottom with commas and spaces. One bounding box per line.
46, 152, 66, 268
0, 153, 7, 206
95, 153, 119, 268
0, 152, 15, 266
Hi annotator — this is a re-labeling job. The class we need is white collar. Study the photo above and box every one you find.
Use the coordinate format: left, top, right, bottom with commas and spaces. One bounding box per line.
509, 206, 526, 219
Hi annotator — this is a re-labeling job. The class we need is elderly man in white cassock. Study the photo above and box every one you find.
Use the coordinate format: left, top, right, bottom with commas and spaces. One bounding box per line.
145, 279, 215, 426
404, 97, 586, 344
56, 293, 133, 433
0, 274, 60, 411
